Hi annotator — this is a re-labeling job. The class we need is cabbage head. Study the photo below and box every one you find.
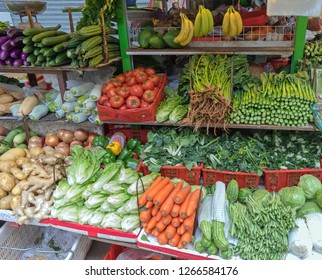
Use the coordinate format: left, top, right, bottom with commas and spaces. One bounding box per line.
278, 186, 306, 210
297, 201, 322, 218
298, 174, 322, 200
316, 189, 322, 208
251, 189, 272, 206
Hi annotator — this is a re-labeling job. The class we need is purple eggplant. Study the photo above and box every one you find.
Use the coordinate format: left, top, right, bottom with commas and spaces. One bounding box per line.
23, 60, 31, 66
10, 49, 22, 59
13, 58, 23, 67
0, 35, 10, 46
0, 60, 6, 66
0, 49, 10, 60
1, 39, 14, 51
21, 52, 29, 60
0, 30, 6, 36
5, 57, 14, 66
7, 27, 23, 38
10, 36, 24, 47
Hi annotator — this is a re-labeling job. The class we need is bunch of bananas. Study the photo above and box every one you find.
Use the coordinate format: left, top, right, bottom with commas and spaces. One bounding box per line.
193, 5, 214, 37
173, 12, 194, 47
222, 6, 243, 37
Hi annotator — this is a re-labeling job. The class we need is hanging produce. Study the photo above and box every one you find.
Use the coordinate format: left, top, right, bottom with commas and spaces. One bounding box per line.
173, 13, 194, 47
193, 5, 214, 37
222, 6, 243, 37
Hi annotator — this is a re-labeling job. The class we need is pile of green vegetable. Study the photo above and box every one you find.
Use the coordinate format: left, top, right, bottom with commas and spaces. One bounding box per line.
230, 71, 316, 126
52, 145, 159, 232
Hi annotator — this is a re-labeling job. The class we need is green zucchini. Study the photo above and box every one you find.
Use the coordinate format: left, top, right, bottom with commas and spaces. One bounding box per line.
43, 48, 56, 57
53, 42, 68, 53
22, 36, 33, 45
47, 58, 71, 67
66, 49, 77, 59
23, 24, 61, 36
55, 52, 68, 64
33, 48, 41, 56
22, 44, 34, 54
32, 31, 66, 43
26, 54, 37, 63
42, 34, 71, 47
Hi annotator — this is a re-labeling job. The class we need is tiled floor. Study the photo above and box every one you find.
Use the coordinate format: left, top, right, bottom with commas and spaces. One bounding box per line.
85, 241, 110, 260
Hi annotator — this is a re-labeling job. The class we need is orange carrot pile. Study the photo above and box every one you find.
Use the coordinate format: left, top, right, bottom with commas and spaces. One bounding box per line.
139, 177, 201, 250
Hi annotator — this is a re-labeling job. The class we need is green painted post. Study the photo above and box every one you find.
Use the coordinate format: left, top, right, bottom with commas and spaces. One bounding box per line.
117, 0, 133, 71
291, 16, 308, 73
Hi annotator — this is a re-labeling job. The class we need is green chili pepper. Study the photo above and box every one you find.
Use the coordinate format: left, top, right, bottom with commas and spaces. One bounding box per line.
117, 148, 133, 161
93, 135, 110, 148
126, 138, 140, 150
134, 144, 144, 156
125, 158, 140, 170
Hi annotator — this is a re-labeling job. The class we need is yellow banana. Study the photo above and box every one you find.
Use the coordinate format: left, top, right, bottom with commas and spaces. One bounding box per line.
222, 6, 231, 35
200, 6, 209, 36
234, 9, 243, 35
174, 13, 190, 44
193, 6, 202, 37
204, 7, 214, 34
228, 7, 238, 37
180, 19, 194, 46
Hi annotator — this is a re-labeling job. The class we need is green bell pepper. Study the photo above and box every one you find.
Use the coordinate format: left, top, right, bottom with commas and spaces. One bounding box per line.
134, 144, 144, 156
102, 149, 116, 165
125, 158, 140, 170
92, 135, 110, 148
127, 138, 141, 150
117, 148, 133, 161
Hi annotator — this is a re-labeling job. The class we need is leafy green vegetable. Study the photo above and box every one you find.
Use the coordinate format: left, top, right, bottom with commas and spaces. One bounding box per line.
316, 189, 322, 208
88, 210, 105, 226
127, 172, 159, 195
85, 193, 108, 209
107, 193, 130, 208
278, 186, 306, 210
53, 179, 70, 200
101, 212, 122, 229
78, 208, 96, 224
121, 214, 140, 232
156, 95, 183, 122
251, 189, 272, 206
117, 167, 140, 185
103, 181, 127, 194
297, 201, 322, 218
168, 105, 188, 123
57, 205, 80, 222
298, 174, 322, 200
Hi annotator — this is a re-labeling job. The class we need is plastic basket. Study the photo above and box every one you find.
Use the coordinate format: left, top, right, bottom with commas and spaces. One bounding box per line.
0, 222, 92, 260
263, 168, 322, 192
142, 163, 202, 185
312, 104, 322, 130
107, 128, 149, 144
97, 74, 167, 122
202, 168, 260, 188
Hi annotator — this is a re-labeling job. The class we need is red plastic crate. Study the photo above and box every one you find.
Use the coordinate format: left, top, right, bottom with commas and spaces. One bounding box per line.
97, 74, 167, 122
107, 128, 149, 144
263, 168, 322, 192
142, 163, 202, 185
202, 168, 260, 188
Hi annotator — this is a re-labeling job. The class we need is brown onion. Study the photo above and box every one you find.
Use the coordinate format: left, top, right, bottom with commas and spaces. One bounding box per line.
45, 134, 59, 147
87, 132, 97, 144
29, 136, 43, 145
0, 125, 9, 136
61, 130, 74, 144
28, 142, 42, 150
74, 128, 88, 142
55, 142, 70, 155
82, 140, 89, 147
57, 129, 66, 141
70, 140, 83, 148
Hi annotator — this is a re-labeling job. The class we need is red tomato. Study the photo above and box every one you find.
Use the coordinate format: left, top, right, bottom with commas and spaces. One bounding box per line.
150, 75, 160, 86
142, 79, 154, 91
111, 78, 122, 88
102, 82, 114, 95
126, 96, 141, 109
130, 85, 144, 97
110, 95, 125, 109
140, 101, 150, 108
142, 90, 156, 103
124, 70, 133, 78
116, 74, 126, 84
145, 68, 156, 76
136, 71, 148, 84
98, 95, 109, 105
127, 76, 137, 86
106, 88, 117, 99
119, 86, 130, 99
103, 100, 111, 107
119, 105, 127, 110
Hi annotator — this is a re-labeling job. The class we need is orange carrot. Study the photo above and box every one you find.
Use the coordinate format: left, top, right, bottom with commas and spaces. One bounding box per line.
174, 185, 191, 204
159, 182, 182, 217
155, 220, 167, 232
170, 203, 181, 218
151, 204, 160, 217
186, 189, 201, 217
146, 177, 171, 201
138, 176, 162, 206
177, 229, 193, 249
168, 233, 180, 247
139, 208, 152, 223
147, 216, 157, 230
153, 181, 175, 206
157, 231, 168, 245
145, 227, 152, 234
162, 215, 172, 226
171, 217, 181, 228
179, 191, 193, 219
141, 222, 148, 228
151, 228, 160, 237
145, 201, 154, 209
156, 211, 162, 222
183, 211, 196, 231
165, 224, 177, 239
179, 217, 184, 223
177, 224, 186, 235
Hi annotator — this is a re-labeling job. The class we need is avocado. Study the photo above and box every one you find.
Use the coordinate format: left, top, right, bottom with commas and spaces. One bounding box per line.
138, 28, 156, 48
148, 34, 166, 49
163, 30, 182, 48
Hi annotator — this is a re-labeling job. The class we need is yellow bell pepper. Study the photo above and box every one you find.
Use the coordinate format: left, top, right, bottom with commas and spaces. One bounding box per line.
106, 141, 122, 155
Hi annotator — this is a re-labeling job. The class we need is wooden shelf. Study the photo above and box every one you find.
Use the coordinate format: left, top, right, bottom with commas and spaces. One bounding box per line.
127, 47, 294, 56
103, 120, 318, 132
